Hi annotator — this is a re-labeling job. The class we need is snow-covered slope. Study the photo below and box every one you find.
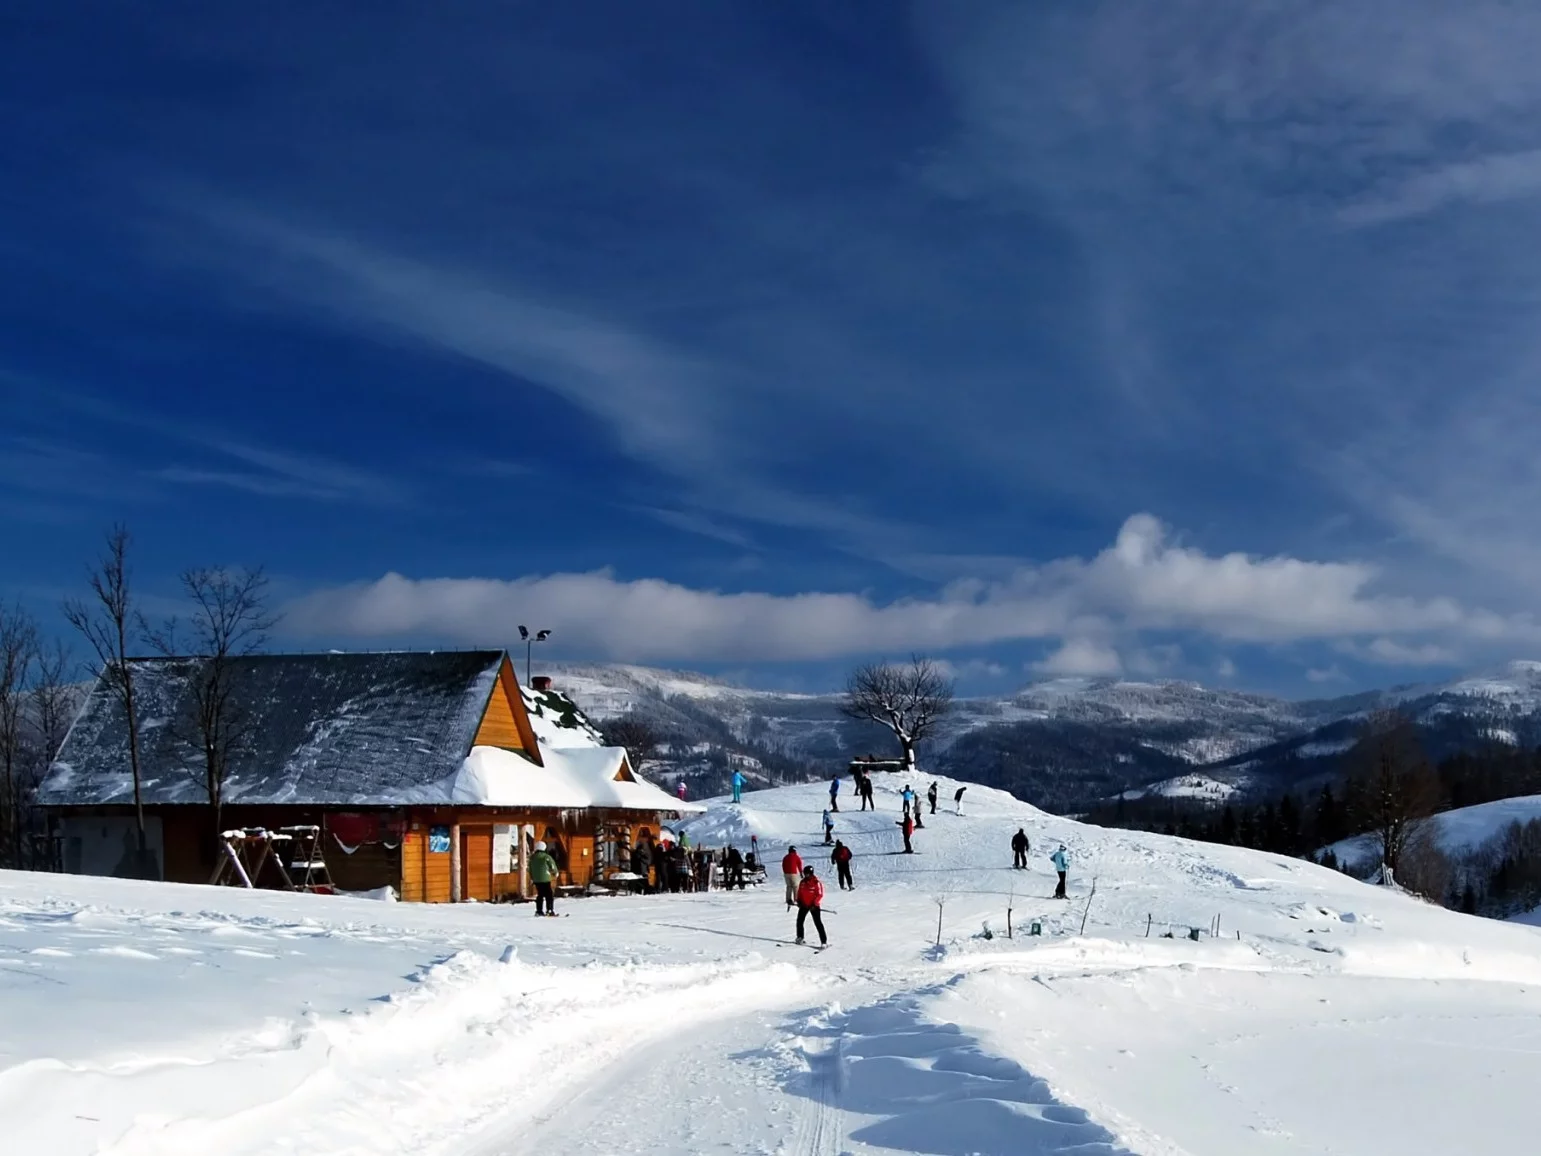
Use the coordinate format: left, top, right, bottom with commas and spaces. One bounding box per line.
1330, 794, 1541, 869
6, 774, 1541, 1155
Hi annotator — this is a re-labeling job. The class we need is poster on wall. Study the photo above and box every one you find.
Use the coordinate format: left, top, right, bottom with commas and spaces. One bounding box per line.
428, 826, 451, 854
492, 824, 515, 872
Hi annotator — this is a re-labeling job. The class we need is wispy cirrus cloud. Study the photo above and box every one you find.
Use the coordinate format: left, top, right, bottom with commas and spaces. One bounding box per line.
154, 440, 409, 504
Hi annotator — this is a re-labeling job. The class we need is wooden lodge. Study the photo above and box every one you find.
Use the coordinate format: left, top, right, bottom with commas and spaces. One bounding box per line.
35, 650, 700, 902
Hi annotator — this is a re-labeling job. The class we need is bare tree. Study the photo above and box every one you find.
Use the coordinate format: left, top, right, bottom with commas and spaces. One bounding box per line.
602, 715, 661, 766
150, 567, 274, 842
62, 525, 153, 870
1344, 710, 1442, 882
840, 656, 955, 772
0, 604, 39, 866
30, 637, 77, 768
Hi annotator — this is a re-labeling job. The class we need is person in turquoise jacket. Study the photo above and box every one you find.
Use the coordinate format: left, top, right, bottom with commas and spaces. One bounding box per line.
1051, 844, 1069, 899
731, 769, 745, 804
529, 841, 559, 916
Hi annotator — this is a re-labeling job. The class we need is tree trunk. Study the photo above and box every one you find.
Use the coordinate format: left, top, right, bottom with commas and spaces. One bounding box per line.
901, 738, 917, 772
122, 663, 147, 854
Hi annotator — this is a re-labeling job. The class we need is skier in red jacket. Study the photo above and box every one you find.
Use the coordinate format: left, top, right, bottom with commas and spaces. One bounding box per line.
781, 846, 803, 909
795, 866, 827, 946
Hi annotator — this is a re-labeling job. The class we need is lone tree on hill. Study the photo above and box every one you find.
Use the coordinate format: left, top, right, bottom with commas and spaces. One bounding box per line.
840, 656, 954, 772
1344, 710, 1442, 882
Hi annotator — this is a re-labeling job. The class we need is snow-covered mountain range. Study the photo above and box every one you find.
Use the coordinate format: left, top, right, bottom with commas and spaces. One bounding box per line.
545, 660, 1541, 811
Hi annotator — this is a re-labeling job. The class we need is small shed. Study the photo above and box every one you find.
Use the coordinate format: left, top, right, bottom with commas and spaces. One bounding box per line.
36, 650, 699, 901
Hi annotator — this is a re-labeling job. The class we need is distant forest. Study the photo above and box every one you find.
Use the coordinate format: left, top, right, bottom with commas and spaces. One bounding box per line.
1084, 722, 1541, 920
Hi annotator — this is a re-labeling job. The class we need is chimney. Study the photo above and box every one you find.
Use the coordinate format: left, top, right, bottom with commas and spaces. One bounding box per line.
531, 675, 553, 691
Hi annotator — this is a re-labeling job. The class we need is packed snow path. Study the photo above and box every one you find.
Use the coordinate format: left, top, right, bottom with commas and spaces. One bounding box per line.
6, 774, 1541, 1154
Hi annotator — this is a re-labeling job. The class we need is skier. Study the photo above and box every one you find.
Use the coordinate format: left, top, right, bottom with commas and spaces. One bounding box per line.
901, 784, 915, 819
859, 771, 875, 811
828, 775, 841, 813
898, 813, 915, 854
927, 781, 938, 815
676, 779, 688, 802
831, 840, 854, 890
781, 845, 803, 909
953, 786, 967, 814
1011, 827, 1030, 869
529, 840, 558, 916
822, 808, 834, 845
731, 768, 745, 804
1051, 844, 1069, 898
795, 865, 828, 947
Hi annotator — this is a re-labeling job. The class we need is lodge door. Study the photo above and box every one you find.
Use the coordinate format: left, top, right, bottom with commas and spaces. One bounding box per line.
460, 826, 493, 902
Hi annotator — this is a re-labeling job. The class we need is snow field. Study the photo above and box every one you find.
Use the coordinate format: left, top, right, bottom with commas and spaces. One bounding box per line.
7, 770, 1541, 1154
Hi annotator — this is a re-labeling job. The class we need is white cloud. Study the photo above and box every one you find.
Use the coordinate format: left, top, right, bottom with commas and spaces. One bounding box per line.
1034, 639, 1123, 677
1342, 638, 1459, 666
1216, 657, 1238, 679
931, 657, 1009, 681
1340, 148, 1541, 226
1307, 665, 1349, 684
282, 513, 1538, 663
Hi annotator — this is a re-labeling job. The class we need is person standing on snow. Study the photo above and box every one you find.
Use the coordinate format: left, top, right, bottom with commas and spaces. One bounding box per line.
928, 781, 939, 815
898, 812, 915, 854
829, 775, 841, 813
795, 865, 828, 947
901, 784, 914, 819
677, 779, 688, 802
953, 786, 967, 814
781, 845, 803, 908
724, 844, 745, 890
1051, 844, 1070, 898
731, 768, 745, 804
1011, 828, 1030, 869
831, 840, 854, 890
822, 808, 835, 845
529, 840, 559, 916
859, 771, 875, 810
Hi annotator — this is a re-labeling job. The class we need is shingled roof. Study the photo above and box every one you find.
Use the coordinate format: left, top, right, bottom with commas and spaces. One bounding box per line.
37, 651, 507, 807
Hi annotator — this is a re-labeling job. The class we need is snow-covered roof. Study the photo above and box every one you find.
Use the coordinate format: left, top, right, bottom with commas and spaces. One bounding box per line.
35, 652, 689, 821
39, 652, 506, 807
433, 746, 705, 812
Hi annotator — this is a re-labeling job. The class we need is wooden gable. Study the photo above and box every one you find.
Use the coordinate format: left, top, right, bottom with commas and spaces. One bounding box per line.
471, 656, 544, 764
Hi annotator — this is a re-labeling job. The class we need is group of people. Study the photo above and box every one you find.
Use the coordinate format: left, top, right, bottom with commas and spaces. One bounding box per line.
1010, 827, 1072, 898
624, 832, 754, 894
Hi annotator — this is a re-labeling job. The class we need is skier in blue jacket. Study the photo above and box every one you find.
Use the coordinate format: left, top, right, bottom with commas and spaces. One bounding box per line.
1051, 845, 1069, 899
731, 769, 745, 804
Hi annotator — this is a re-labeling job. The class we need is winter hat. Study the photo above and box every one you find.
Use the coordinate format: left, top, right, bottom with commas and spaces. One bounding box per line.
535, 841, 547, 851
802, 865, 815, 876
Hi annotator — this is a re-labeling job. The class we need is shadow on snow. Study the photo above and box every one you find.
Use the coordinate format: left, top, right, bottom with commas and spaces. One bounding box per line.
764, 988, 1133, 1156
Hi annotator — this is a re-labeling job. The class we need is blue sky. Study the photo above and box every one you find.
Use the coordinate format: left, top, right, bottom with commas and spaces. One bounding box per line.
5, 1, 1541, 696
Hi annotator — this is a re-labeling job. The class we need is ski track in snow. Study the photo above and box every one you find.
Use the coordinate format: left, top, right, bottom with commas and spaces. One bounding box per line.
7, 771, 1541, 1154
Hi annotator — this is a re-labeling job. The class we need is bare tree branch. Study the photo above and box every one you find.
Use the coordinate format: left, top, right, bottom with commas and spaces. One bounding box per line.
840, 655, 955, 771
0, 604, 39, 867
62, 524, 151, 863
602, 715, 661, 766
151, 567, 276, 843
1344, 710, 1442, 882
